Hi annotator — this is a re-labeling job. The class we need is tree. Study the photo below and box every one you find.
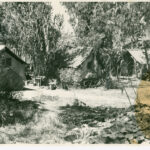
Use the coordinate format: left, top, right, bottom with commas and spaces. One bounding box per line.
0, 5, 3, 33
1, 2, 64, 80
63, 2, 150, 79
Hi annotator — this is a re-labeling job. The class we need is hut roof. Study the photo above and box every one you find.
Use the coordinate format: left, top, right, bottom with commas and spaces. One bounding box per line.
0, 45, 26, 64
127, 49, 150, 64
68, 47, 93, 68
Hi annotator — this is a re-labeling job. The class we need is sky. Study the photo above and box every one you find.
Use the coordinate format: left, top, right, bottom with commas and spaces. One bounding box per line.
51, 1, 74, 34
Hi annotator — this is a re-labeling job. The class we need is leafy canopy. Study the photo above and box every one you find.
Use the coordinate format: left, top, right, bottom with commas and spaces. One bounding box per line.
64, 2, 150, 76
1, 2, 66, 79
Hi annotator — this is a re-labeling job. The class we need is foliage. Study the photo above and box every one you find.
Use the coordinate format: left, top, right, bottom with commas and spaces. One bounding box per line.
60, 99, 125, 130
59, 68, 82, 86
80, 77, 100, 88
0, 2, 65, 79
104, 77, 119, 89
63, 2, 150, 79
0, 93, 65, 144
60, 100, 150, 144
141, 67, 150, 80
64, 2, 150, 46
0, 91, 39, 127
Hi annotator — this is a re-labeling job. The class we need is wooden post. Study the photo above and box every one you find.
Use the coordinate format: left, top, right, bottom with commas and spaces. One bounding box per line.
144, 48, 150, 70
40, 77, 41, 86
134, 59, 137, 78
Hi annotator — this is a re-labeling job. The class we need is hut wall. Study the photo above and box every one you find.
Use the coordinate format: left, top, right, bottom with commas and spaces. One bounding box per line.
0, 51, 26, 79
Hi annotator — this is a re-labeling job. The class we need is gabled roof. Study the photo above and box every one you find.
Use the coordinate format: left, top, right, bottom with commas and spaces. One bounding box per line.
0, 45, 26, 64
127, 49, 150, 64
68, 47, 93, 68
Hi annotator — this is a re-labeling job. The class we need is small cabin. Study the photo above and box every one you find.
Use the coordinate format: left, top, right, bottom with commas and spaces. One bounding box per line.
121, 49, 150, 78
0, 45, 26, 80
68, 46, 104, 81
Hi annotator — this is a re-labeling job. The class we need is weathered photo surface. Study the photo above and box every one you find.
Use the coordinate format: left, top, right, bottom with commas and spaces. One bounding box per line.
0, 1, 150, 144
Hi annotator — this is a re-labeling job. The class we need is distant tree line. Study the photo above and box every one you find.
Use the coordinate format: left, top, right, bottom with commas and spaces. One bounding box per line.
1, 2, 150, 83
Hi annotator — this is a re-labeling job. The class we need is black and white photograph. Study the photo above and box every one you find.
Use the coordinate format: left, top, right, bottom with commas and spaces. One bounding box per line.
0, 0, 150, 145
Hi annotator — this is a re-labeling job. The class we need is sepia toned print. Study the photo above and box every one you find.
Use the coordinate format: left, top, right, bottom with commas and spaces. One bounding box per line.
0, 1, 150, 144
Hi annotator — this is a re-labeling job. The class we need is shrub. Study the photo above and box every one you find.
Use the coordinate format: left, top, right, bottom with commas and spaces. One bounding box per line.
0, 91, 39, 127
0, 91, 14, 126
141, 71, 150, 81
80, 78, 100, 88
59, 68, 74, 85
59, 68, 82, 88
104, 78, 119, 89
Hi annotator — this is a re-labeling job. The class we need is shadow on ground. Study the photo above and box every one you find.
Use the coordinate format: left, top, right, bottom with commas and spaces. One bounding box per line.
59, 100, 150, 144
59, 102, 127, 130
0, 94, 45, 127
22, 87, 35, 91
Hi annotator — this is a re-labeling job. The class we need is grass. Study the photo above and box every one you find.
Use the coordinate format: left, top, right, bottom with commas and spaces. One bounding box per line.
59, 99, 149, 144
0, 92, 39, 126
0, 92, 66, 144
59, 99, 127, 130
0, 91, 137, 144
0, 86, 150, 144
